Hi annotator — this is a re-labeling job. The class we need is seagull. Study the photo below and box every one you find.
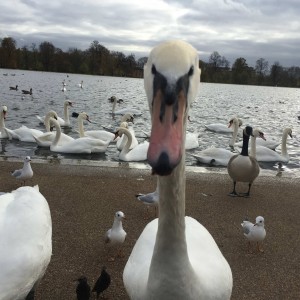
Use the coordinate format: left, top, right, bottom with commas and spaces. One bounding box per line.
105, 211, 126, 261
241, 216, 266, 253
75, 276, 91, 300
92, 266, 111, 299
11, 156, 33, 185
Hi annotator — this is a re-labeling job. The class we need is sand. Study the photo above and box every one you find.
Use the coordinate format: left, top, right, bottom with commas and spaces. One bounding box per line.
0, 160, 299, 300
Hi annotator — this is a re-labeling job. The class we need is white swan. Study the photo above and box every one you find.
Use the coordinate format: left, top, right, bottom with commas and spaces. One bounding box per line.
11, 156, 33, 185
112, 96, 142, 116
123, 40, 232, 299
191, 117, 241, 166
115, 126, 149, 162
49, 117, 110, 154
76, 112, 116, 142
4, 124, 45, 143
37, 100, 73, 127
33, 111, 75, 147
116, 122, 138, 151
251, 128, 292, 163
0, 105, 8, 138
205, 117, 242, 133
0, 185, 52, 299
227, 126, 260, 197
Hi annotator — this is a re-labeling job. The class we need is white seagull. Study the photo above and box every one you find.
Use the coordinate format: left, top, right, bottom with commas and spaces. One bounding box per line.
241, 216, 266, 253
11, 156, 33, 185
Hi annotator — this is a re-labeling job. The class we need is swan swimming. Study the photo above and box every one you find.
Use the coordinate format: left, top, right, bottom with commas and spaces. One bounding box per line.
205, 117, 242, 133
111, 96, 142, 116
0, 105, 8, 138
0, 185, 52, 299
116, 122, 139, 151
123, 40, 232, 299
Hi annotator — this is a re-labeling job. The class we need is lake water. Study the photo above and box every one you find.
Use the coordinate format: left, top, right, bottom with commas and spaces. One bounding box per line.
1, 69, 300, 177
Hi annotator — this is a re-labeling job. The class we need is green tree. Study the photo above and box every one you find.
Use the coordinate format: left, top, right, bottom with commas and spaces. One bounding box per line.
39, 41, 55, 71
255, 58, 269, 85
231, 57, 252, 84
0, 37, 17, 68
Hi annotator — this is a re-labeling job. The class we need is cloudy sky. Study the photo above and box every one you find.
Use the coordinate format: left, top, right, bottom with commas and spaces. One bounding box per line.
1, 0, 300, 67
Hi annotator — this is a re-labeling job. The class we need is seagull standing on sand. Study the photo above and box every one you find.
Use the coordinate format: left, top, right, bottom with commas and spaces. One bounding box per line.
75, 276, 91, 300
241, 216, 266, 252
105, 211, 126, 261
92, 266, 111, 299
11, 156, 33, 185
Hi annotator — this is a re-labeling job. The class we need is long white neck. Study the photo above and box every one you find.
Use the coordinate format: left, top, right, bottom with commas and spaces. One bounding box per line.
250, 135, 257, 157
119, 128, 132, 156
112, 98, 117, 114
64, 103, 70, 123
78, 116, 85, 137
52, 118, 62, 146
44, 115, 52, 132
281, 129, 289, 157
0, 112, 5, 130
229, 120, 239, 147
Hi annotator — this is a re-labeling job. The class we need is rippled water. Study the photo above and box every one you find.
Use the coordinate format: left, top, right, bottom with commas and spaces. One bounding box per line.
1, 69, 300, 176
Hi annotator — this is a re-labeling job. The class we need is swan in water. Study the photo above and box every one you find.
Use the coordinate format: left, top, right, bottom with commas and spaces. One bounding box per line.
112, 96, 143, 116
0, 105, 8, 138
205, 117, 242, 133
115, 126, 149, 161
190, 117, 241, 166
37, 100, 73, 127
49, 117, 110, 154
11, 156, 33, 185
123, 40, 232, 299
116, 122, 139, 150
227, 126, 260, 197
250, 127, 292, 163
0, 185, 52, 299
33, 110, 75, 147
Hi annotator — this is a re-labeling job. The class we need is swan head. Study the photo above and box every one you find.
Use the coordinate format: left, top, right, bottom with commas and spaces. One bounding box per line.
114, 211, 125, 221
64, 100, 73, 107
78, 112, 91, 123
254, 216, 265, 227
228, 117, 242, 128
121, 113, 134, 124
284, 127, 293, 138
114, 123, 128, 140
144, 40, 201, 176
2, 105, 7, 119
253, 128, 266, 140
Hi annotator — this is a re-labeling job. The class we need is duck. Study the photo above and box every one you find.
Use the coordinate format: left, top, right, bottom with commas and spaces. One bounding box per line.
36, 100, 73, 127
49, 117, 110, 154
205, 117, 242, 133
76, 112, 116, 143
0, 185, 52, 299
105, 211, 127, 261
116, 122, 139, 151
123, 40, 232, 299
22, 88, 32, 95
252, 127, 292, 163
33, 111, 75, 147
0, 105, 8, 138
241, 216, 266, 253
227, 126, 260, 197
11, 156, 33, 185
9, 85, 18, 91
190, 117, 241, 166
114, 126, 149, 161
111, 96, 142, 116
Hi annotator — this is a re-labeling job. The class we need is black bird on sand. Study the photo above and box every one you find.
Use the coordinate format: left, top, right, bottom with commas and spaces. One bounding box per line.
92, 266, 111, 299
75, 276, 91, 300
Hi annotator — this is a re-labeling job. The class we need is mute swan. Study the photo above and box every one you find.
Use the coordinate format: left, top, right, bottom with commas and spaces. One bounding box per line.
205, 117, 242, 133
0, 185, 52, 299
11, 156, 33, 185
92, 266, 111, 298
236, 132, 280, 150
227, 126, 260, 197
252, 127, 292, 163
241, 216, 266, 253
123, 40, 232, 299
191, 117, 241, 166
37, 100, 73, 127
33, 111, 75, 147
0, 105, 8, 138
105, 211, 127, 261
22, 88, 32, 95
49, 117, 110, 154
9, 85, 18, 90
112, 96, 142, 116
4, 123, 45, 143
115, 126, 149, 161
116, 122, 139, 151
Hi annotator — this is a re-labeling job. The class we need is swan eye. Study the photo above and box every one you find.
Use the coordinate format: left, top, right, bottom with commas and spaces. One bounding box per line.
152, 65, 157, 75
188, 66, 194, 76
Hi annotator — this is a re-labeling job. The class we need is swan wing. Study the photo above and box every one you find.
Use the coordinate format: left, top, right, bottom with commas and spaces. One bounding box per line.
0, 186, 52, 300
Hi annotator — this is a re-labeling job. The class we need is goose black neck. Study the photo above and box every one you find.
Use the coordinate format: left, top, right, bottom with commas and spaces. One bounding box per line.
241, 133, 250, 156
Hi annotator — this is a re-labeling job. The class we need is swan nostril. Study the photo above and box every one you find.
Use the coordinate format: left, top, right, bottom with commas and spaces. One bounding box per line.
149, 152, 176, 176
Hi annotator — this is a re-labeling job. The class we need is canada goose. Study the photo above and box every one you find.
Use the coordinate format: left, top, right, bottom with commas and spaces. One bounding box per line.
227, 126, 260, 197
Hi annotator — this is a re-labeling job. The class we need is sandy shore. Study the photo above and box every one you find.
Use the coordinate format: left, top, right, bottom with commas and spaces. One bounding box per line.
0, 160, 299, 300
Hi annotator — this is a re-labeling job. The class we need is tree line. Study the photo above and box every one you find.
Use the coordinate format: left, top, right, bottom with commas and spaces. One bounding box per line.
1, 37, 300, 87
